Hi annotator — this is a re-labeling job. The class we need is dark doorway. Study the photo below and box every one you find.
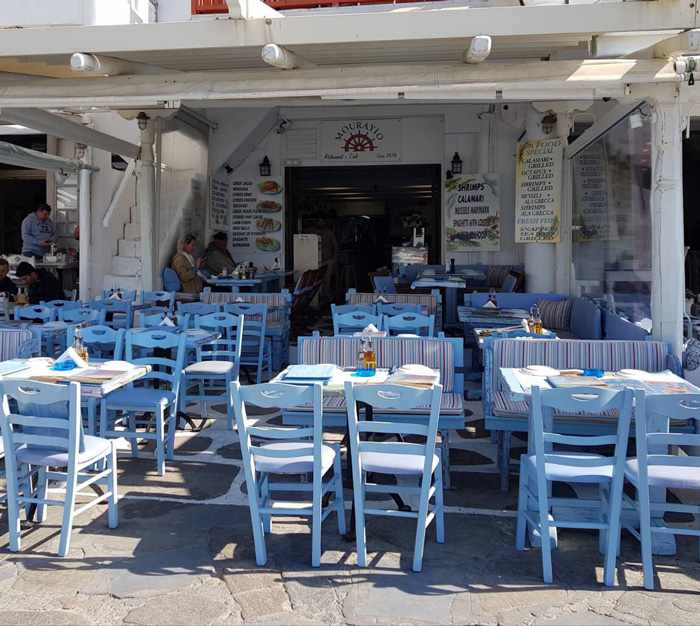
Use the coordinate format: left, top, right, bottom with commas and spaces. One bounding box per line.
684, 131, 700, 294
285, 164, 441, 302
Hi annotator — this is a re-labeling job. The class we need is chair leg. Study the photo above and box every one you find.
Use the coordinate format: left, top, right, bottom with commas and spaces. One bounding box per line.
354, 471, 368, 568
515, 458, 528, 551
312, 473, 323, 568
499, 432, 512, 492
637, 484, 655, 590
261, 475, 272, 533
537, 482, 553, 584
246, 472, 268, 566
603, 476, 624, 587
225, 374, 234, 430
128, 412, 139, 458
106, 445, 119, 529
155, 407, 166, 476
332, 450, 346, 535
412, 473, 432, 573
87, 399, 97, 436
434, 462, 445, 544
166, 407, 177, 461
35, 466, 48, 523
58, 467, 78, 558
6, 463, 22, 552
440, 431, 452, 490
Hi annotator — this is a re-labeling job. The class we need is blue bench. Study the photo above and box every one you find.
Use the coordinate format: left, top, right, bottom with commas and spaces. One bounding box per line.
483, 336, 682, 491
346, 289, 443, 331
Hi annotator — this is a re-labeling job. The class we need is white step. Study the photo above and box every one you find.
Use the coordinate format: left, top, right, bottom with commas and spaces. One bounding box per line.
118, 239, 141, 258
103, 274, 141, 292
124, 223, 141, 240
112, 255, 143, 276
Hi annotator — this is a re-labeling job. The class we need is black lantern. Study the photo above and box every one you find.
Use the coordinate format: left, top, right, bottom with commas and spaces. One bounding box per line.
450, 152, 463, 175
259, 155, 271, 177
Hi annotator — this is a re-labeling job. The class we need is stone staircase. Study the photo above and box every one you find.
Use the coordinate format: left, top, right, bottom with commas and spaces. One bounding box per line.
102, 206, 143, 292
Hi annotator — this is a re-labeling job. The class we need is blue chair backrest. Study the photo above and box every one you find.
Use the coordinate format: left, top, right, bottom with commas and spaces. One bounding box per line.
0, 379, 83, 459
372, 275, 397, 294
14, 305, 54, 323
90, 299, 134, 328
162, 267, 182, 292
58, 307, 100, 324
41, 300, 81, 312
222, 304, 268, 364
501, 273, 518, 293
603, 309, 650, 341
177, 302, 221, 328
68, 325, 125, 361
466, 292, 567, 310
137, 306, 178, 329
101, 288, 137, 303
194, 312, 244, 373
140, 291, 176, 315
331, 303, 377, 316
382, 312, 435, 337
125, 329, 186, 395
332, 310, 382, 335
530, 385, 632, 477
570, 297, 603, 339
378, 303, 422, 316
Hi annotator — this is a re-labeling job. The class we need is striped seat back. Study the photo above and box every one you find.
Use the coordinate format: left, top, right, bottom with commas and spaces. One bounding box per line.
202, 290, 291, 325
0, 327, 34, 360
347, 292, 439, 317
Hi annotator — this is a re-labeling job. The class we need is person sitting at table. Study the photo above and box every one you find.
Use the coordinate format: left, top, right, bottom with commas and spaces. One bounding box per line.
203, 232, 236, 276
0, 258, 18, 300
171, 234, 204, 294
15, 261, 63, 304
21, 203, 56, 259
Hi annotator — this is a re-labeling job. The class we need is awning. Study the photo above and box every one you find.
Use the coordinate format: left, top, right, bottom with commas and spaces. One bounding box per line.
0, 140, 98, 172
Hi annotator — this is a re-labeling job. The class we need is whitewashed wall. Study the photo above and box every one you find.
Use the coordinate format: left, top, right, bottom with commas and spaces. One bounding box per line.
0, 0, 152, 27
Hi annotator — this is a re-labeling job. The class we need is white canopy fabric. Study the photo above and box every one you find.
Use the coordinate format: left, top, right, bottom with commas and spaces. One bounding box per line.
0, 140, 97, 172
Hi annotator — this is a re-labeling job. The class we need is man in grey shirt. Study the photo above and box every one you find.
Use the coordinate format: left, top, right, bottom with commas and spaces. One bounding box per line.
21, 203, 56, 258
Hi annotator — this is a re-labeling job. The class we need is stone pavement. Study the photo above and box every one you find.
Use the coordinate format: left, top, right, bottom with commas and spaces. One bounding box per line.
1, 401, 700, 625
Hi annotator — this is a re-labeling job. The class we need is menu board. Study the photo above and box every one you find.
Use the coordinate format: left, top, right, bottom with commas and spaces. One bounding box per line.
229, 178, 284, 267
573, 142, 610, 242
445, 173, 500, 252
210, 177, 229, 229
515, 137, 563, 243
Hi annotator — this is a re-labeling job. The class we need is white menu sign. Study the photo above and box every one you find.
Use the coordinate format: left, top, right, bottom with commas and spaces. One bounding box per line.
573, 141, 610, 242
210, 176, 229, 229
320, 119, 401, 162
445, 173, 501, 252
515, 137, 563, 243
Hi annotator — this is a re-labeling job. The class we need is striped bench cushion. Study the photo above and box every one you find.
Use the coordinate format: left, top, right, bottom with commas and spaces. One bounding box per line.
319, 392, 463, 415
493, 391, 618, 422
349, 293, 438, 316
492, 339, 670, 392
0, 328, 33, 360
299, 336, 454, 392
202, 292, 290, 321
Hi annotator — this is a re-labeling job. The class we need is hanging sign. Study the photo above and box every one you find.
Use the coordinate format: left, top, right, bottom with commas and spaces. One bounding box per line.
515, 137, 563, 243
445, 173, 501, 252
229, 178, 284, 267
320, 119, 401, 162
210, 176, 229, 229
573, 141, 610, 242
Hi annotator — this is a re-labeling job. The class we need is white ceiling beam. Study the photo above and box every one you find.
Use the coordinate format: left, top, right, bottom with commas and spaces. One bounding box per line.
70, 53, 169, 76
0, 108, 139, 158
654, 29, 700, 58
225, 0, 282, 20
592, 31, 683, 58
0, 3, 692, 57
217, 107, 279, 174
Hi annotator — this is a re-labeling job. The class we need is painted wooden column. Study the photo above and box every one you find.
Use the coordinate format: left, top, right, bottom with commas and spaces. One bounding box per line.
136, 114, 157, 292
523, 106, 556, 293
650, 98, 685, 358
78, 159, 92, 301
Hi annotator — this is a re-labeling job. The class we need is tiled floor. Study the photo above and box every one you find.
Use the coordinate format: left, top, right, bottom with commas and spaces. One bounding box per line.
1, 401, 700, 625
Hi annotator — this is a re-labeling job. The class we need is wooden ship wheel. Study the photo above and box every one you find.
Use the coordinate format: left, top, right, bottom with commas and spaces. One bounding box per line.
343, 132, 375, 152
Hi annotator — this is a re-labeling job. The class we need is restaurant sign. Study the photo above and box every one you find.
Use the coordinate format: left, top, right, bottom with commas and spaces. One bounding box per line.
320, 119, 401, 162
515, 137, 563, 243
445, 173, 500, 252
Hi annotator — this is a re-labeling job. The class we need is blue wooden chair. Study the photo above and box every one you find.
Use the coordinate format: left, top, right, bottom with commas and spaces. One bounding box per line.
100, 329, 186, 475
140, 290, 176, 316
332, 310, 382, 336
622, 392, 700, 590
223, 303, 272, 383
91, 299, 134, 329
180, 312, 243, 429
344, 381, 444, 572
176, 302, 221, 328
137, 306, 178, 329
331, 303, 377, 316
371, 275, 397, 294
232, 381, 345, 567
14, 305, 54, 323
377, 303, 422, 316
381, 312, 435, 337
0, 380, 118, 557
41, 300, 82, 313
102, 288, 137, 302
515, 385, 633, 585
58, 307, 100, 324
162, 267, 182, 292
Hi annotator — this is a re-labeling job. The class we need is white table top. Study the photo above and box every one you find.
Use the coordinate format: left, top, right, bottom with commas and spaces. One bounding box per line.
500, 367, 699, 402
0, 358, 150, 399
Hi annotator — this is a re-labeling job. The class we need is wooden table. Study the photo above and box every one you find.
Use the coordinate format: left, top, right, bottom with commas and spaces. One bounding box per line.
499, 366, 700, 555
206, 271, 290, 293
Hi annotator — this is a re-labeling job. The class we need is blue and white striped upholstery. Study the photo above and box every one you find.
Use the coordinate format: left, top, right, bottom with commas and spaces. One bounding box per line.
347, 292, 440, 317
0, 327, 34, 360
322, 390, 463, 415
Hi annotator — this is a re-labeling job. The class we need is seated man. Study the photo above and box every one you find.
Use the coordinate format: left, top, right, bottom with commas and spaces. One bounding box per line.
15, 262, 64, 304
203, 231, 235, 276
0, 258, 18, 300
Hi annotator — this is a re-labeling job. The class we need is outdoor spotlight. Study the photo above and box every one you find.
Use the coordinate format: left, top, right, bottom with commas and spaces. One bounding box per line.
259, 156, 271, 177
137, 112, 149, 131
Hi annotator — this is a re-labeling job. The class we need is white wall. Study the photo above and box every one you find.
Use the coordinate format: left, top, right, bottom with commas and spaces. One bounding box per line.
155, 0, 192, 22
0, 0, 151, 27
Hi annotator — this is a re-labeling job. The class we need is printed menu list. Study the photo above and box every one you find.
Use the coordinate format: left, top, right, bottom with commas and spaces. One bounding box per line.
230, 180, 256, 249
573, 141, 610, 242
515, 137, 563, 243
210, 177, 229, 229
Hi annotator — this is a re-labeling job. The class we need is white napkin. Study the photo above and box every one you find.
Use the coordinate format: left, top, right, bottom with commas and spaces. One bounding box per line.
482, 300, 496, 308
363, 324, 380, 334
159, 316, 176, 327
55, 346, 87, 369
636, 318, 652, 332
108, 291, 122, 300
374, 295, 389, 304
235, 297, 245, 303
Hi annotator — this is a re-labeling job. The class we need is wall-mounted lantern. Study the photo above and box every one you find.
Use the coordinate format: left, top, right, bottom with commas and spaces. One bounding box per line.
259, 155, 271, 177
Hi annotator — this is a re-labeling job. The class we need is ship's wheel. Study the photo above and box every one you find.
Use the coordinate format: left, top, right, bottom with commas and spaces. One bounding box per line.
343, 132, 375, 152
